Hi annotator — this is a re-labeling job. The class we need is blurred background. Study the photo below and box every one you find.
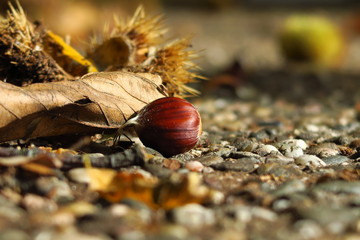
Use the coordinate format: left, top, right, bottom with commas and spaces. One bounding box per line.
1, 0, 360, 102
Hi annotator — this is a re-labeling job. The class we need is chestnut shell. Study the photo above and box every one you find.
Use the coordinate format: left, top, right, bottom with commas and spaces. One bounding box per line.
135, 97, 202, 157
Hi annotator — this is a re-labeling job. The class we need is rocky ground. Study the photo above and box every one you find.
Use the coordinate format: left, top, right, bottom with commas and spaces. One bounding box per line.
1, 69, 360, 240
1, 4, 360, 240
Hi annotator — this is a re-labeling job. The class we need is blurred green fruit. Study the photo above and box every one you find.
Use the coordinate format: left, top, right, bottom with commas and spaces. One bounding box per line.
279, 15, 345, 68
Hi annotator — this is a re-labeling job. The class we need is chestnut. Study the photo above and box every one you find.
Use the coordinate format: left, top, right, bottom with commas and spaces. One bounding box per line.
117, 97, 202, 157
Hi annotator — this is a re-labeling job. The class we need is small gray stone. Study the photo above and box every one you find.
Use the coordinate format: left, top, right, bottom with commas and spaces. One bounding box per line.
193, 154, 224, 166
265, 152, 294, 165
295, 154, 326, 168
322, 155, 350, 166
249, 129, 272, 141
214, 147, 234, 158
297, 206, 360, 234
234, 206, 278, 222
313, 180, 360, 195
171, 204, 215, 228
228, 151, 262, 160
256, 163, 303, 178
35, 177, 74, 202
294, 220, 324, 240
254, 144, 281, 156
68, 168, 91, 184
233, 138, 259, 152
274, 139, 308, 150
0, 195, 26, 225
307, 143, 340, 158
274, 139, 308, 158
272, 199, 292, 211
153, 225, 189, 240
211, 157, 260, 172
0, 204, 26, 223
272, 179, 306, 197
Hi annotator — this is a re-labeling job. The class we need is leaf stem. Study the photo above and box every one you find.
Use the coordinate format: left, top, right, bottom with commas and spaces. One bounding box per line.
113, 115, 139, 145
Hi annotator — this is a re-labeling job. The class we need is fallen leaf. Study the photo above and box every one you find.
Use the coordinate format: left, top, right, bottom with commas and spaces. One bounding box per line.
0, 71, 166, 142
44, 31, 98, 76
98, 171, 158, 209
154, 172, 223, 210
0, 153, 61, 175
87, 168, 118, 191
86, 168, 223, 210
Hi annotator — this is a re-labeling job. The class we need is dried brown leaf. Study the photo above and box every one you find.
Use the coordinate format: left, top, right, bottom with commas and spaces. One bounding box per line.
0, 71, 166, 142
87, 169, 223, 210
98, 171, 158, 209
87, 168, 118, 191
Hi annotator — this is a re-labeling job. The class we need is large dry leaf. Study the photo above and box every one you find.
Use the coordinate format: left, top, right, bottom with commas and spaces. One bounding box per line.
0, 71, 166, 142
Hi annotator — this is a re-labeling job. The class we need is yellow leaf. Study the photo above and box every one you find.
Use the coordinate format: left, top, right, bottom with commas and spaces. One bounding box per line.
45, 31, 98, 74
87, 168, 117, 191
100, 171, 158, 209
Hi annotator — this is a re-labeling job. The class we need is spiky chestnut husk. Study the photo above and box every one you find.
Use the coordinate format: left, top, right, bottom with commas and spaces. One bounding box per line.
118, 97, 202, 157
87, 6, 202, 97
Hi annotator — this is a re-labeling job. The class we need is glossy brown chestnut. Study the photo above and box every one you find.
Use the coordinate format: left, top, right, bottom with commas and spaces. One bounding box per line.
121, 97, 202, 157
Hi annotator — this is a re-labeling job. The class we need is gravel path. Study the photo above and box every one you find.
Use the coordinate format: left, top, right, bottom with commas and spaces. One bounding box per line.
1, 70, 360, 239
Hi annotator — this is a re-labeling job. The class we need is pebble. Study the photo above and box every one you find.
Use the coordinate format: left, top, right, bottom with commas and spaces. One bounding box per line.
272, 199, 292, 212
295, 129, 323, 141
156, 225, 189, 240
68, 168, 91, 184
0, 196, 26, 223
274, 139, 308, 158
185, 161, 204, 172
211, 157, 260, 172
313, 180, 360, 195
35, 177, 74, 202
265, 152, 294, 165
256, 163, 303, 178
295, 154, 326, 168
108, 204, 130, 217
272, 179, 306, 197
297, 206, 360, 234
254, 144, 280, 156
228, 151, 262, 160
322, 155, 350, 166
193, 154, 224, 166
249, 128, 272, 141
171, 203, 216, 228
294, 220, 324, 240
163, 158, 181, 170
233, 138, 259, 152
22, 193, 57, 212
214, 147, 234, 158
275, 139, 308, 150
143, 163, 172, 179
330, 136, 353, 146
234, 206, 278, 222
307, 143, 340, 158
